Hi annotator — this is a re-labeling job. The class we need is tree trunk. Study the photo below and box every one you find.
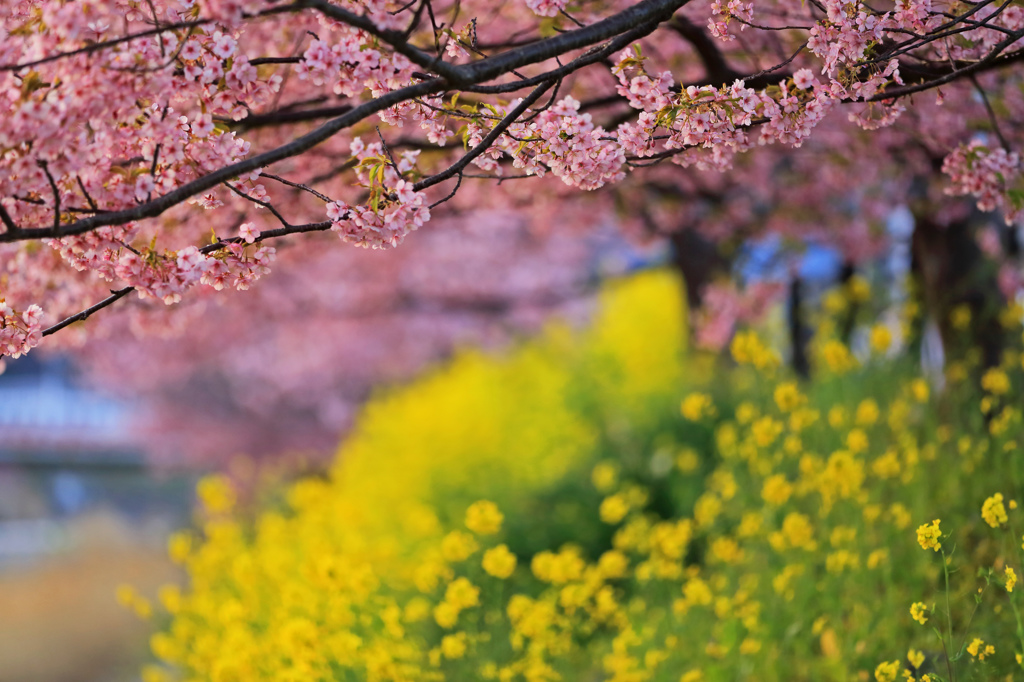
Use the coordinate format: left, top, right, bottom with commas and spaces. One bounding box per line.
910, 213, 1005, 370
788, 276, 810, 378
668, 227, 730, 311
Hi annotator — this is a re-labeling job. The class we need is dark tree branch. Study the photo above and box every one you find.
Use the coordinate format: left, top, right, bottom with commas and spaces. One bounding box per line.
217, 104, 355, 131
0, 204, 20, 234
41, 287, 134, 337
669, 15, 736, 84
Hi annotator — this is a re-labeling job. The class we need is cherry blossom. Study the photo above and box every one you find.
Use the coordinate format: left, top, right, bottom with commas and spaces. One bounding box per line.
0, 0, 1020, 376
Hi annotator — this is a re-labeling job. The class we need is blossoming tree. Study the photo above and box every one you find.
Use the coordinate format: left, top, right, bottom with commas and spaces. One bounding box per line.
3, 0, 1024, 378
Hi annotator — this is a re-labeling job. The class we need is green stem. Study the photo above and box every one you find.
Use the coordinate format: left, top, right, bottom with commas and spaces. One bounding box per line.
942, 549, 955, 682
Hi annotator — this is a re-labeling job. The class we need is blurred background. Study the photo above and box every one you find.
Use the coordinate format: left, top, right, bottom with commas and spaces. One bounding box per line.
0, 354, 193, 682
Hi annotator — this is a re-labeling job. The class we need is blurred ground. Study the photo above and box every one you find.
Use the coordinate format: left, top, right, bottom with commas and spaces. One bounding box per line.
0, 512, 182, 682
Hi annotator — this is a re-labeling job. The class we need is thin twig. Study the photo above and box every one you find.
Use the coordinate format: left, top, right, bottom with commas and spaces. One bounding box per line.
970, 74, 1009, 150
261, 173, 334, 202
223, 182, 292, 229
76, 177, 100, 213
429, 171, 463, 208
377, 126, 401, 172
39, 162, 61, 230
415, 78, 556, 192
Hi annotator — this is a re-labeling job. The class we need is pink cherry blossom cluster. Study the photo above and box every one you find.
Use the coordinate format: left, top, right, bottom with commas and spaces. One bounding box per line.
484, 96, 626, 190
50, 220, 275, 303
200, 240, 277, 292
803, 0, 1020, 87
707, 0, 753, 41
50, 224, 143, 282
806, 0, 888, 76
0, 299, 43, 374
0, 6, 282, 231
297, 33, 414, 99
381, 95, 454, 146
616, 69, 674, 111
942, 141, 1023, 225
610, 53, 834, 172
115, 247, 211, 305
524, 0, 568, 18
942, 3, 1024, 61
325, 138, 431, 249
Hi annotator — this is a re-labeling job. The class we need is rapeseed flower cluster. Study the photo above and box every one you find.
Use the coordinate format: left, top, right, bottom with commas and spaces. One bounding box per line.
132, 271, 1024, 682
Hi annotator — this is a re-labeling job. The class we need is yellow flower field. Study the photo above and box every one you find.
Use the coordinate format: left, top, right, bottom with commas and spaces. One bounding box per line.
137, 270, 1024, 682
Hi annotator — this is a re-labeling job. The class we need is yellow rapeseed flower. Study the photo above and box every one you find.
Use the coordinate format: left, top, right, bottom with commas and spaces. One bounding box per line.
196, 475, 236, 514
465, 500, 504, 535
751, 416, 783, 448
910, 602, 928, 625
869, 325, 892, 354
1007, 566, 1017, 593
856, 399, 879, 426
823, 289, 847, 314
591, 462, 619, 492
773, 382, 804, 412
482, 545, 517, 579
846, 428, 869, 453
441, 530, 480, 561
597, 550, 629, 579
445, 577, 481, 609
789, 407, 819, 431
967, 638, 995, 660
982, 368, 1011, 395
735, 401, 759, 424
681, 392, 716, 421
737, 512, 763, 538
907, 649, 925, 669
158, 585, 182, 613
709, 537, 744, 564
441, 633, 468, 659
780, 512, 816, 550
676, 448, 700, 473
433, 601, 460, 629
910, 378, 930, 403
848, 275, 871, 302
822, 339, 858, 374
874, 660, 901, 682
531, 548, 585, 584
982, 493, 1008, 528
761, 474, 792, 506
167, 531, 192, 564
916, 519, 942, 551
600, 494, 631, 524
739, 638, 761, 655
681, 577, 713, 607
950, 304, 971, 331
872, 450, 901, 479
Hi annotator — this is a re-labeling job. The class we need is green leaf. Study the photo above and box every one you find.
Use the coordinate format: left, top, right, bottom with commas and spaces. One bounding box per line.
1006, 188, 1024, 210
